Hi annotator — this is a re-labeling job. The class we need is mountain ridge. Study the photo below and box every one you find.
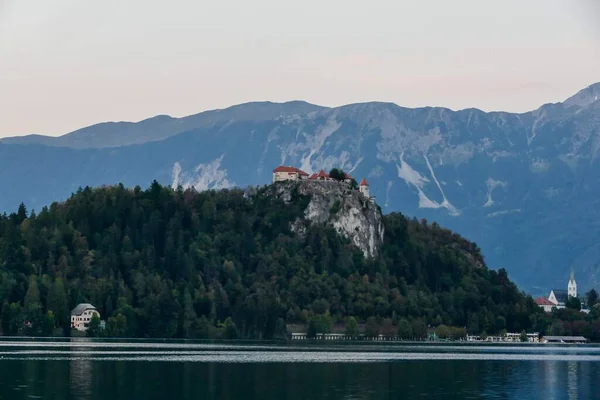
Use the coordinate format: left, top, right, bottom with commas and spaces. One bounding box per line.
3, 83, 598, 150
2, 82, 600, 294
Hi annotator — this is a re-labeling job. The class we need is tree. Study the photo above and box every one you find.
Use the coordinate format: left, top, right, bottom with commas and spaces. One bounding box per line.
0, 181, 548, 340
566, 296, 581, 311
480, 331, 488, 341
345, 317, 358, 338
435, 325, 450, 339
24, 276, 42, 333
42, 311, 55, 336
365, 317, 380, 338
311, 314, 332, 335
520, 330, 528, 342
106, 314, 127, 337
397, 318, 413, 339
307, 319, 318, 339
47, 278, 69, 330
87, 314, 101, 337
586, 289, 598, 308
328, 168, 345, 181
222, 317, 238, 339
381, 318, 395, 336
411, 319, 428, 339
549, 320, 565, 336
181, 289, 198, 338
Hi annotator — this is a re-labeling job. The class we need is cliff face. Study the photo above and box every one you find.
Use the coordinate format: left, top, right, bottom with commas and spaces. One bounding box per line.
270, 180, 384, 258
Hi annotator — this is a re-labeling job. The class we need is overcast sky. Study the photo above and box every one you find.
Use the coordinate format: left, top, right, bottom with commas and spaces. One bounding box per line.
1, 0, 599, 138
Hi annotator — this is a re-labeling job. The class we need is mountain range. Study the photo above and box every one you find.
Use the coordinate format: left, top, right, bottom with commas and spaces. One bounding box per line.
2, 82, 600, 294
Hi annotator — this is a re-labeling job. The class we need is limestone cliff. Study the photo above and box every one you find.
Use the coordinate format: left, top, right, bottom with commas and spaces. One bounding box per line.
269, 180, 384, 258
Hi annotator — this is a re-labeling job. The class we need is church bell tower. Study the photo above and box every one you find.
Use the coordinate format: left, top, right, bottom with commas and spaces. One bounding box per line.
568, 268, 577, 299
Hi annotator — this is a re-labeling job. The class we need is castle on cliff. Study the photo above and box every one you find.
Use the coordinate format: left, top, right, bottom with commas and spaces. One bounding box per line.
272, 166, 372, 199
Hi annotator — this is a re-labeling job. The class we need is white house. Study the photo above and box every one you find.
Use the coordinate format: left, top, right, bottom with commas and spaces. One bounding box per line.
535, 297, 556, 313
70, 303, 100, 332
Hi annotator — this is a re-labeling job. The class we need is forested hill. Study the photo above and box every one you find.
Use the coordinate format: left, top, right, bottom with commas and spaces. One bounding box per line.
0, 181, 541, 338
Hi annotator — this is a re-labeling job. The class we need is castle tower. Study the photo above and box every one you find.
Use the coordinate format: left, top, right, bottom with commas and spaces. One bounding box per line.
568, 268, 577, 298
359, 178, 370, 198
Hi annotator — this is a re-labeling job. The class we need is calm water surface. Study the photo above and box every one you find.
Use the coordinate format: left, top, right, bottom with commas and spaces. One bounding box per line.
0, 339, 598, 399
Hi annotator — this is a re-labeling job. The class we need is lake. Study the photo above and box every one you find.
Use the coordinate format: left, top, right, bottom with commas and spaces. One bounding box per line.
0, 339, 599, 399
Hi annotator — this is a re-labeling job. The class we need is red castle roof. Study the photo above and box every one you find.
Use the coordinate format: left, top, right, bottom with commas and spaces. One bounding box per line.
273, 166, 309, 176
360, 178, 369, 186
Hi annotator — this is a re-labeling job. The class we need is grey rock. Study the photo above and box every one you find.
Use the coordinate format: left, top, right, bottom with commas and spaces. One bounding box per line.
270, 180, 384, 258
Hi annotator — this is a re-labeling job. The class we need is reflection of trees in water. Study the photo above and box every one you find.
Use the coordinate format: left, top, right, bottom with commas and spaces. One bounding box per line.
192, 361, 491, 400
69, 338, 93, 400
568, 361, 578, 400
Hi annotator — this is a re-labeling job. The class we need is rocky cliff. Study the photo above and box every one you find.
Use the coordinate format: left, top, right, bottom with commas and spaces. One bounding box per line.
269, 180, 384, 258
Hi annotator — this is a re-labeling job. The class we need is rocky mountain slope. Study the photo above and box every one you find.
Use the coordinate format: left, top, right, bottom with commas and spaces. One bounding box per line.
1, 82, 600, 293
269, 180, 384, 258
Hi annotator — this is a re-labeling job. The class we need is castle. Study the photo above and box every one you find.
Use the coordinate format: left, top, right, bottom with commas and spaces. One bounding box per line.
272, 166, 371, 199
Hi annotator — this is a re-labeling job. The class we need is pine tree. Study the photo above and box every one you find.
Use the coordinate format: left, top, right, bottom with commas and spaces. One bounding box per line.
47, 278, 69, 329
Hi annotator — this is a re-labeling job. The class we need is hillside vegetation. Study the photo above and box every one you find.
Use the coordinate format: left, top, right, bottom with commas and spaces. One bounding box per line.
0, 181, 546, 338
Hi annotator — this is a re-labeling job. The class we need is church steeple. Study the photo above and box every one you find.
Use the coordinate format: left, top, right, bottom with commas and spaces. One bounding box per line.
568, 267, 577, 299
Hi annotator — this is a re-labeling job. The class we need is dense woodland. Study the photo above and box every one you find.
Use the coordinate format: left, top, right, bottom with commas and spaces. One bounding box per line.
1, 181, 599, 340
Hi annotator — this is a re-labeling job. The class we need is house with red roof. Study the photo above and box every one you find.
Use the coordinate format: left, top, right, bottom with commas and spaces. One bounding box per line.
272, 166, 309, 183
534, 297, 556, 313
273, 166, 373, 200
307, 170, 355, 183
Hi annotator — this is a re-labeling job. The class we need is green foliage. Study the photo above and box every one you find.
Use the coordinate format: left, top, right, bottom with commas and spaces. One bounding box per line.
0, 181, 571, 340
411, 319, 427, 339
566, 297, 581, 311
310, 314, 333, 335
520, 330, 528, 342
344, 317, 358, 338
364, 316, 380, 338
435, 325, 451, 339
87, 314, 101, 337
106, 314, 128, 337
397, 318, 412, 339
328, 169, 345, 181
221, 317, 238, 339
587, 289, 598, 308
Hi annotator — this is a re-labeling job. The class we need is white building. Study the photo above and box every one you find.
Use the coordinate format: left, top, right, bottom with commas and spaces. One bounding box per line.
545, 268, 579, 310
535, 297, 556, 313
70, 303, 100, 332
272, 166, 309, 183
359, 178, 370, 198
568, 268, 577, 298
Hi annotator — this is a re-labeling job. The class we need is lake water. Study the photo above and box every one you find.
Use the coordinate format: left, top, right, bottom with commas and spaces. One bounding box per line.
0, 339, 599, 399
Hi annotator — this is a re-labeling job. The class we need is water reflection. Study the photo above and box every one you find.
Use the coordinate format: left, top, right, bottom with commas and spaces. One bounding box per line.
0, 341, 598, 400
567, 360, 578, 400
69, 338, 93, 399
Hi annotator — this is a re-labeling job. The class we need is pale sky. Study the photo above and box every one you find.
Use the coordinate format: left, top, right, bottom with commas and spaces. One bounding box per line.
1, 0, 599, 138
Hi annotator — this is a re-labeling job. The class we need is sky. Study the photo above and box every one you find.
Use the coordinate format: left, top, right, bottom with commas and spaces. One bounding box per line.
0, 0, 599, 138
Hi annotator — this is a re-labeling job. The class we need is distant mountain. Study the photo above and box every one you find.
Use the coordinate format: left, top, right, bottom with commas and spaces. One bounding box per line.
1, 101, 324, 149
1, 83, 600, 293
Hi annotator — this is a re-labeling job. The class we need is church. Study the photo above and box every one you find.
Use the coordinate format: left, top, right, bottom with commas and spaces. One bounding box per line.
535, 269, 577, 312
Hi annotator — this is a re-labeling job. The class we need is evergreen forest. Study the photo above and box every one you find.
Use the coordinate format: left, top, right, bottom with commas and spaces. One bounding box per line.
1, 181, 599, 340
